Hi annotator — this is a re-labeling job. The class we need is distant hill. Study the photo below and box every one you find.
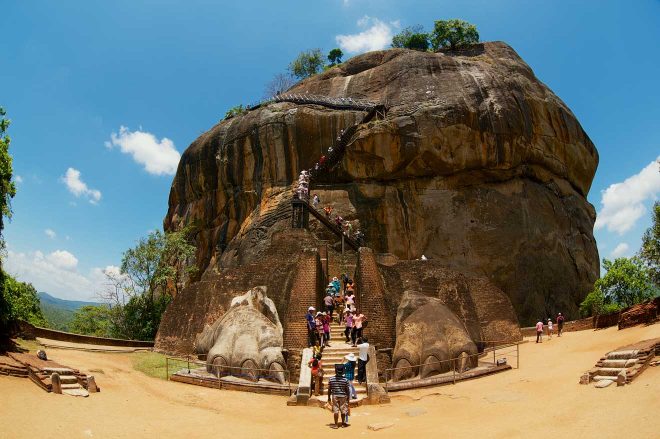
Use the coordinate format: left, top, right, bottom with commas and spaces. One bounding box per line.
38, 292, 101, 331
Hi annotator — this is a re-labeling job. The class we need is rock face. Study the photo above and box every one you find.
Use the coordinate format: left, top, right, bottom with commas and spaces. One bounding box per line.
392, 291, 478, 381
160, 40, 599, 356
195, 286, 286, 383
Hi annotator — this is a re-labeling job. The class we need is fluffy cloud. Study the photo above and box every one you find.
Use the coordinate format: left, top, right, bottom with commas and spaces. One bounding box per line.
336, 16, 398, 54
4, 249, 110, 301
14, 175, 23, 184
61, 168, 102, 204
106, 126, 180, 176
610, 243, 630, 258
595, 158, 660, 234
44, 228, 56, 239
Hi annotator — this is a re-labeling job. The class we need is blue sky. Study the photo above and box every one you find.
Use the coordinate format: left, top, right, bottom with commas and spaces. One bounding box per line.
2, 0, 659, 300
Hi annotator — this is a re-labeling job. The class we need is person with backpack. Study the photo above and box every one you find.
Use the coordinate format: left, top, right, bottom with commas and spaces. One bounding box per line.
308, 354, 324, 396
557, 312, 565, 336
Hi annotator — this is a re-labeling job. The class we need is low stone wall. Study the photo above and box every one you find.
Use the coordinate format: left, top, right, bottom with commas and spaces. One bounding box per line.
18, 321, 154, 348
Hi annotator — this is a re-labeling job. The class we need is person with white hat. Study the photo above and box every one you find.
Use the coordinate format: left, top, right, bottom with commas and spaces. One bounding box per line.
306, 306, 317, 347
344, 353, 358, 399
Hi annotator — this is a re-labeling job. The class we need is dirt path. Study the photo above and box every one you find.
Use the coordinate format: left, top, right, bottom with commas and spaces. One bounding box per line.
1, 323, 659, 438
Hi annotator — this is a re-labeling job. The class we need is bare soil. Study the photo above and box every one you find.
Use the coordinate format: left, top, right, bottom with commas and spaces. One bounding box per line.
1, 322, 659, 438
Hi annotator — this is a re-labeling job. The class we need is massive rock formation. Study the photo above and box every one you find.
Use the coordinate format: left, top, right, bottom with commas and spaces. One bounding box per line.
158, 41, 599, 357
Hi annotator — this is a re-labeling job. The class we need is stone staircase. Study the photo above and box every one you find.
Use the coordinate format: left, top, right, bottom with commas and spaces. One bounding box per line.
312, 321, 368, 406
585, 338, 660, 387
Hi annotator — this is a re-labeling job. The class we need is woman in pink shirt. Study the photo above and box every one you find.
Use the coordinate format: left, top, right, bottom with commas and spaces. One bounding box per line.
344, 310, 353, 343
535, 319, 544, 343
352, 311, 366, 347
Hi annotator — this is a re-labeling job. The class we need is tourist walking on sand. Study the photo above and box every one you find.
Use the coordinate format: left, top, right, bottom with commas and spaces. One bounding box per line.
306, 307, 317, 347
308, 354, 324, 396
327, 364, 351, 428
357, 336, 369, 384
535, 319, 544, 343
547, 318, 553, 339
344, 353, 358, 399
557, 312, 565, 336
344, 309, 353, 343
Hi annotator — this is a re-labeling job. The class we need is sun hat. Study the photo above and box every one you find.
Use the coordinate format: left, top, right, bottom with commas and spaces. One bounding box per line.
345, 353, 356, 362
316, 312, 322, 316
308, 306, 315, 311
328, 283, 334, 287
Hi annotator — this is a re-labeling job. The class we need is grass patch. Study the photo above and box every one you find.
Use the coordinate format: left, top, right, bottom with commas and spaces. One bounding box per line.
14, 338, 43, 353
131, 352, 192, 380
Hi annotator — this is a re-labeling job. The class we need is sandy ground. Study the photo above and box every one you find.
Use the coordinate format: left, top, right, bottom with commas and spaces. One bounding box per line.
1, 323, 659, 439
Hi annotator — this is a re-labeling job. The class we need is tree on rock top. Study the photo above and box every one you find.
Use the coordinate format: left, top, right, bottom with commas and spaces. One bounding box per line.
392, 25, 430, 51
288, 49, 324, 79
431, 19, 479, 51
327, 48, 343, 66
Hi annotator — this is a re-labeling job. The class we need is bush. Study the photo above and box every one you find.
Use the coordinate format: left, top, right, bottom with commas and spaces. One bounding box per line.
224, 105, 247, 119
70, 305, 114, 337
1, 274, 47, 327
288, 49, 324, 79
392, 26, 430, 51
431, 19, 479, 51
327, 48, 343, 66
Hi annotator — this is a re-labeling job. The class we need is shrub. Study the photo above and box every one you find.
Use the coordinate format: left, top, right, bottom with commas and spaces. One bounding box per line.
431, 19, 479, 51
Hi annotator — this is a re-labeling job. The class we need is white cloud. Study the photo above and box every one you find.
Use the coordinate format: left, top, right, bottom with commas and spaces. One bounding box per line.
610, 243, 630, 258
44, 229, 56, 239
106, 126, 180, 176
14, 175, 23, 184
336, 16, 398, 54
594, 158, 660, 234
61, 168, 102, 204
4, 249, 111, 301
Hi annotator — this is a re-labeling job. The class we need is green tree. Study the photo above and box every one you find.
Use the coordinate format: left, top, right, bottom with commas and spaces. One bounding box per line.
0, 106, 16, 251
430, 19, 479, 51
102, 227, 197, 340
327, 48, 344, 66
581, 257, 657, 316
391, 25, 430, 51
579, 289, 620, 317
288, 49, 324, 79
69, 305, 114, 337
224, 105, 247, 119
640, 200, 660, 286
1, 275, 47, 327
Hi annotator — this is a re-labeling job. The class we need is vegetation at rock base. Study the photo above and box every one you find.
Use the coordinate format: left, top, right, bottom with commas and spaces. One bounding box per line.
288, 48, 325, 79
392, 25, 430, 51
327, 48, 343, 66
431, 19, 480, 51
97, 227, 198, 340
131, 351, 176, 380
640, 200, 660, 286
580, 257, 658, 317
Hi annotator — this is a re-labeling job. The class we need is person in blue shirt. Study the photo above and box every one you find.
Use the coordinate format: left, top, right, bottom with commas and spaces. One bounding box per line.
306, 306, 317, 347
343, 353, 358, 399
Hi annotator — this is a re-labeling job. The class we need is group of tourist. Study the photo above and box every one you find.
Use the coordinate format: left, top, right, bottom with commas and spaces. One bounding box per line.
535, 312, 565, 343
295, 170, 310, 200
316, 202, 365, 244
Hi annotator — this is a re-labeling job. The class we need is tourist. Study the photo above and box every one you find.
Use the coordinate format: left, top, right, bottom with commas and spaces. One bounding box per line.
326, 282, 335, 297
324, 293, 334, 318
323, 312, 332, 346
547, 318, 553, 339
306, 306, 317, 347
316, 312, 326, 347
335, 294, 345, 324
344, 353, 358, 399
332, 276, 341, 294
345, 289, 355, 312
557, 312, 565, 336
327, 364, 351, 428
352, 310, 366, 346
535, 319, 544, 343
342, 273, 349, 293
344, 310, 353, 343
313, 339, 322, 358
346, 279, 355, 295
308, 354, 324, 396
346, 221, 354, 236
324, 206, 333, 217
357, 336, 369, 384
313, 194, 320, 208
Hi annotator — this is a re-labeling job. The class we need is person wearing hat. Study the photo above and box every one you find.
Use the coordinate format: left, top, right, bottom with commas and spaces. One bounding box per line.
327, 364, 351, 428
556, 312, 565, 336
326, 283, 335, 297
331, 276, 341, 294
344, 353, 358, 399
306, 306, 317, 347
547, 318, 553, 339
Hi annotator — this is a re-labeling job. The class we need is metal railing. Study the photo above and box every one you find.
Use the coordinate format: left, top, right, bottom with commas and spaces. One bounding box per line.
165, 356, 293, 395
383, 341, 520, 391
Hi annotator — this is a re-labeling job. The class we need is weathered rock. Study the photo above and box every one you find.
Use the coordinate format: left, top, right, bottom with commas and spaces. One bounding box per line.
195, 286, 286, 383
391, 291, 478, 381
163, 42, 598, 327
368, 422, 394, 431
51, 372, 62, 394
616, 371, 626, 386
87, 376, 99, 393
579, 372, 590, 385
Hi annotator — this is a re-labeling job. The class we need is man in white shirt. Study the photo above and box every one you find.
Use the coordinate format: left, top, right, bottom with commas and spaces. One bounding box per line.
357, 336, 369, 384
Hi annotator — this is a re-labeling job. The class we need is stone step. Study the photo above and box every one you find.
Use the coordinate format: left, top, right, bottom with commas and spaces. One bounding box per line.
594, 368, 626, 376
606, 350, 638, 360
61, 383, 82, 390
60, 375, 78, 384
601, 359, 637, 368
592, 375, 621, 381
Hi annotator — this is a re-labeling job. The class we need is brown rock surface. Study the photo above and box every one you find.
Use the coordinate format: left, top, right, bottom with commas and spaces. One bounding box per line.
160, 40, 599, 355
